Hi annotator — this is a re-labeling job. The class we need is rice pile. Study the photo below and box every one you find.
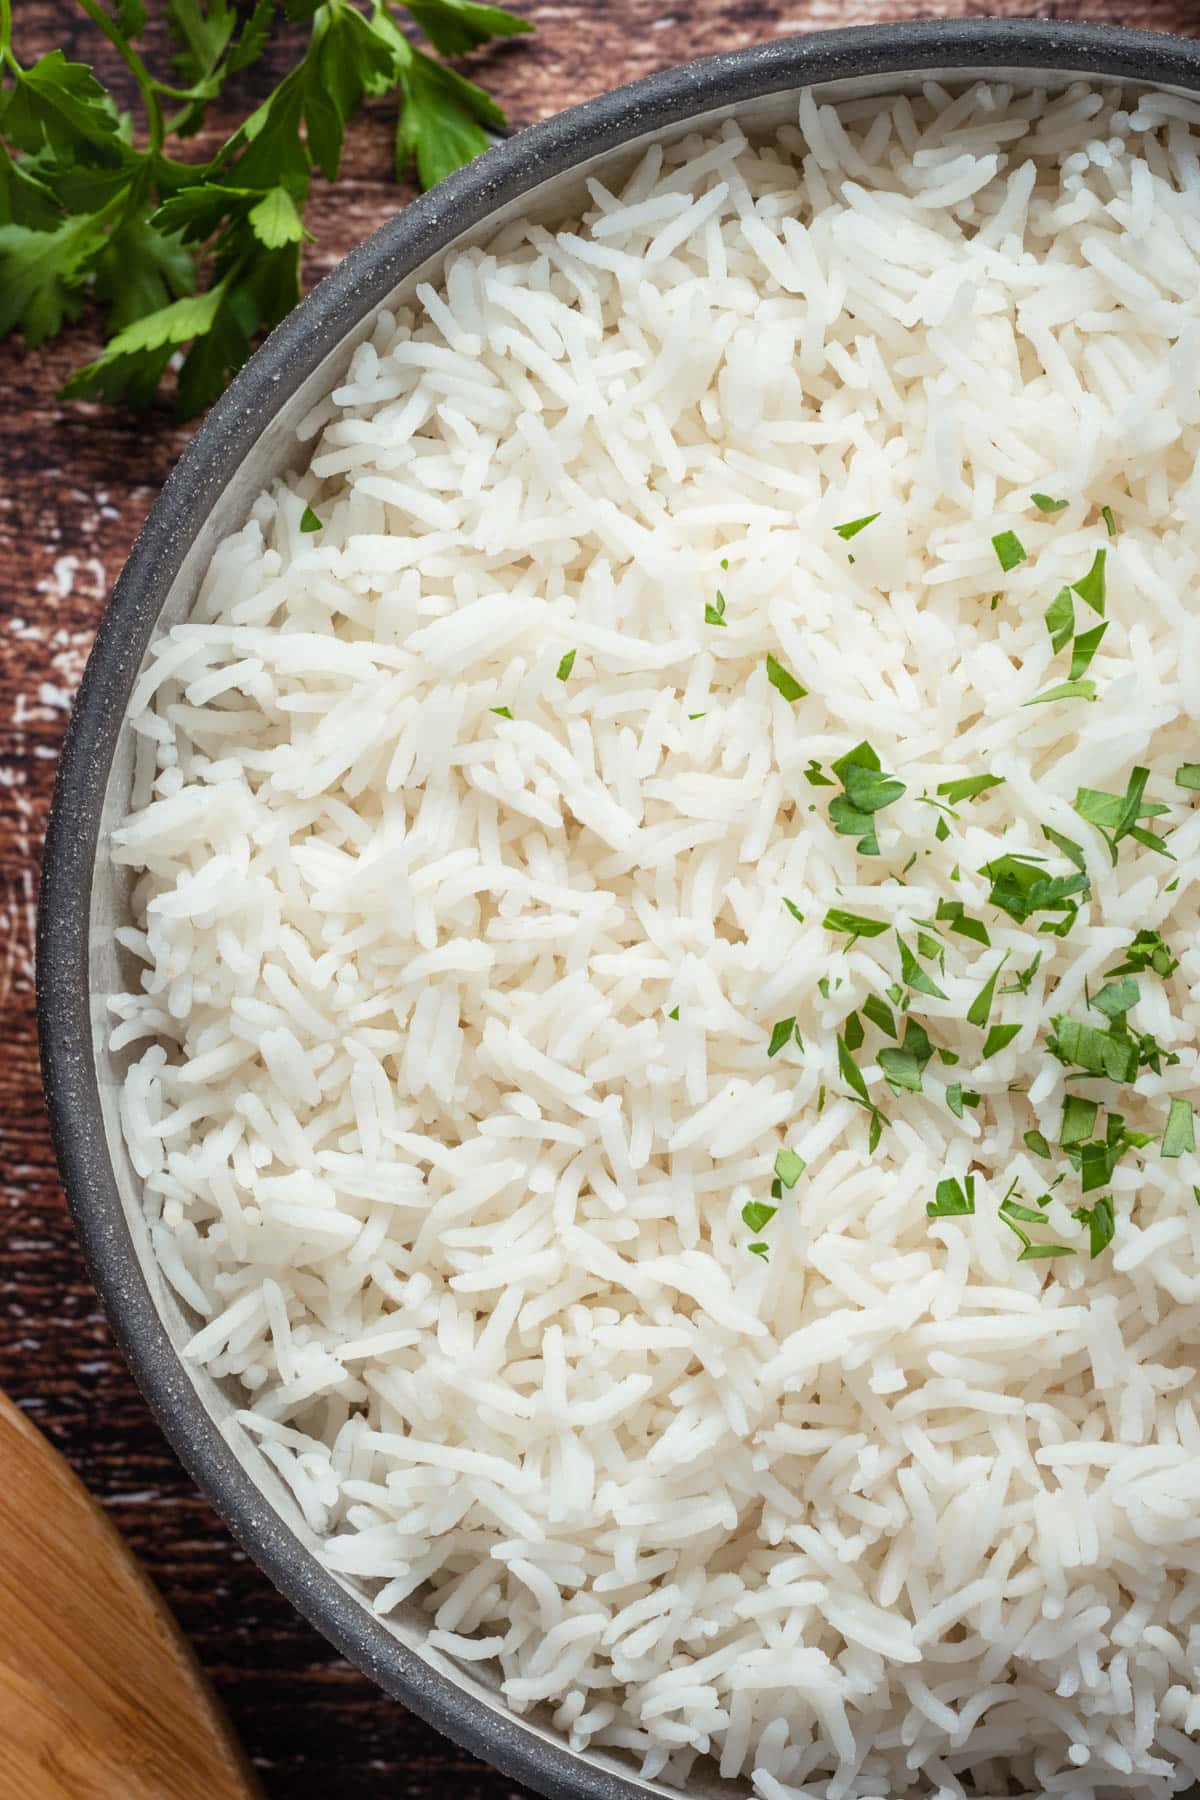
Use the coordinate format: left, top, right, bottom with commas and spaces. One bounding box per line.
111, 80, 1200, 1799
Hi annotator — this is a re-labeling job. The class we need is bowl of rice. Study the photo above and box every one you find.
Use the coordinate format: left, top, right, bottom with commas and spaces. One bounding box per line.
38, 17, 1200, 1800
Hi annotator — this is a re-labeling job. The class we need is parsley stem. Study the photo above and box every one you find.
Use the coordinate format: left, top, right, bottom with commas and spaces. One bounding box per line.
74, 0, 166, 153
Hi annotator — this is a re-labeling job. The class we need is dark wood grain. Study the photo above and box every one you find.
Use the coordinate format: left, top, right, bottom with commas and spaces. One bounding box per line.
2, 2, 1197, 1794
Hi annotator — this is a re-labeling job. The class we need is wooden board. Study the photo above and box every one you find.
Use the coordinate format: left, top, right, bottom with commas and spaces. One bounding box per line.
1, 3, 1197, 1795
0, 1391, 258, 1800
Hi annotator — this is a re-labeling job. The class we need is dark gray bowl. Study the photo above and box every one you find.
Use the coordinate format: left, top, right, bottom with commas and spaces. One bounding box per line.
37, 20, 1200, 1800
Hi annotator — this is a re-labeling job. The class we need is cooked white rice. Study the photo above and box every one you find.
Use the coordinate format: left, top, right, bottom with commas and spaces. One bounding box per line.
111, 79, 1200, 1799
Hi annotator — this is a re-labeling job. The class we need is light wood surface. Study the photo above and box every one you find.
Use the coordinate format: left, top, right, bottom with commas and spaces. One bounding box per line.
0, 1389, 259, 1800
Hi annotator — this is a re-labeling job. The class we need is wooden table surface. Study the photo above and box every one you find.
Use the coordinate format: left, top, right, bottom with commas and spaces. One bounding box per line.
2, 1, 1196, 1794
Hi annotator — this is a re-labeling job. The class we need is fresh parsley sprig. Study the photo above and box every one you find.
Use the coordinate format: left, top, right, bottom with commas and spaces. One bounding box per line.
0, 0, 532, 413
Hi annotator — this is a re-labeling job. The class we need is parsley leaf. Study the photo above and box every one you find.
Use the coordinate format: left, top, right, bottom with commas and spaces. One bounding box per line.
1031, 493, 1069, 513
967, 953, 1009, 1028
1025, 679, 1098, 706
1074, 767, 1172, 864
936, 773, 1005, 806
1071, 547, 1107, 616
0, 0, 531, 410
992, 530, 1026, 572
828, 742, 905, 856
980, 852, 1089, 926
982, 1022, 1021, 1060
1176, 765, 1200, 792
299, 504, 322, 532
556, 649, 576, 681
767, 1017, 799, 1058
1108, 930, 1177, 980
704, 589, 727, 628
1163, 1098, 1196, 1159
742, 1200, 777, 1234
834, 512, 879, 541
823, 907, 889, 943
1068, 622, 1108, 681
879, 1018, 934, 1095
897, 933, 948, 1001
765, 653, 806, 703
775, 1148, 806, 1188
1045, 587, 1074, 653
928, 1175, 975, 1217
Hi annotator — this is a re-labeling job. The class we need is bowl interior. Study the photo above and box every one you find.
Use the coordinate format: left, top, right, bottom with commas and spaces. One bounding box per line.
47, 31, 1200, 1800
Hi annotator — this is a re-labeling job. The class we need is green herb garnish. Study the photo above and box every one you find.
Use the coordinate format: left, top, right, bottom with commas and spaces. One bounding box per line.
1, 0, 532, 414
765, 654, 806, 703
1075, 1197, 1115, 1258
834, 512, 879, 541
1163, 1099, 1196, 1159
804, 760, 834, 788
823, 907, 888, 943
1031, 494, 1069, 514
1101, 505, 1117, 538
936, 773, 1005, 806
742, 1200, 777, 1233
980, 851, 1090, 928
556, 649, 577, 681
828, 742, 905, 856
1108, 930, 1177, 980
879, 1018, 934, 1095
1025, 679, 1098, 706
299, 504, 323, 533
767, 1017, 799, 1058
863, 993, 897, 1038
982, 1022, 1021, 1060
490, 705, 513, 720
1071, 548, 1107, 616
991, 531, 1027, 572
1024, 1130, 1051, 1159
783, 898, 805, 924
1176, 765, 1200, 791
928, 1175, 975, 1217
1074, 767, 1172, 863
775, 1148, 806, 1188
896, 934, 948, 1001
1068, 622, 1107, 681
1045, 587, 1074, 653
704, 590, 727, 628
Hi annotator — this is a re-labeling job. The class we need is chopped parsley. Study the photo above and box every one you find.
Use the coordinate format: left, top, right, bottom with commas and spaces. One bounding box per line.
804, 759, 835, 788
829, 742, 905, 856
980, 851, 1089, 927
300, 505, 323, 533
863, 993, 898, 1038
1031, 494, 1069, 514
1071, 548, 1107, 616
1074, 767, 1172, 863
767, 1017, 800, 1058
1074, 1197, 1115, 1258
967, 953, 1010, 1028
1001, 950, 1043, 996
775, 1148, 806, 1188
765, 654, 807, 703
556, 649, 577, 681
928, 1175, 975, 1217
704, 590, 727, 627
1163, 1099, 1196, 1159
844, 1012, 865, 1052
992, 531, 1027, 572
935, 897, 990, 948
688, 711, 706, 720
897, 933, 948, 1001
1045, 588, 1074, 653
1101, 505, 1117, 538
879, 1018, 934, 1095
834, 512, 879, 541
1025, 679, 1098, 706
490, 706, 514, 720
1068, 622, 1107, 681
982, 1022, 1021, 1059
742, 1200, 777, 1233
667, 1005, 680, 1021
747, 1241, 770, 1259
1109, 930, 1177, 980
783, 898, 805, 924
1176, 765, 1200, 791
823, 907, 889, 943
936, 773, 1005, 806
1024, 1129, 1051, 1159
945, 1084, 981, 1118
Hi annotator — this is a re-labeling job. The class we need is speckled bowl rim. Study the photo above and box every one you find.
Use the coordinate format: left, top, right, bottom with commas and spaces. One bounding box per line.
37, 20, 1200, 1800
